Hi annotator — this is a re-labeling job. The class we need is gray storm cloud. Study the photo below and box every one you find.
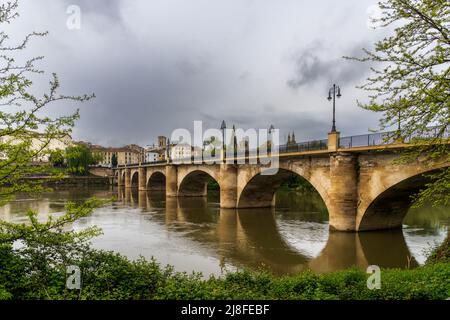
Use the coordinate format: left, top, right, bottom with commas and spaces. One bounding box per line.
287, 41, 372, 89
5, 0, 385, 146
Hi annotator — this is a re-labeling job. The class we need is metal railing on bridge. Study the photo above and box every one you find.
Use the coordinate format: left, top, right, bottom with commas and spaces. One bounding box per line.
339, 132, 392, 149
117, 160, 166, 168
146, 139, 329, 165
339, 125, 449, 149
116, 125, 448, 167
278, 139, 328, 154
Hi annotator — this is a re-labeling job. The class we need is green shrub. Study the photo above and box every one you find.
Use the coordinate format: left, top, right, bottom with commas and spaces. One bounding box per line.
426, 232, 450, 265
1, 242, 449, 300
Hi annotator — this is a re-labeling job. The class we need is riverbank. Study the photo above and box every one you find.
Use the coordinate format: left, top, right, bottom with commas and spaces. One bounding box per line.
1, 246, 448, 300
22, 175, 112, 187
1, 231, 449, 300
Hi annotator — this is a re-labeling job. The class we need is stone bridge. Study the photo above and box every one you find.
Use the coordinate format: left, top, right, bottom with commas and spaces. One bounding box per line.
114, 132, 449, 232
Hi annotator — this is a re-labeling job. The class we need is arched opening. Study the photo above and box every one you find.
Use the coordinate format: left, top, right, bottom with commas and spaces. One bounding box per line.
121, 171, 126, 186
131, 172, 139, 188
238, 168, 327, 215
147, 172, 166, 191
358, 169, 444, 231
178, 170, 220, 198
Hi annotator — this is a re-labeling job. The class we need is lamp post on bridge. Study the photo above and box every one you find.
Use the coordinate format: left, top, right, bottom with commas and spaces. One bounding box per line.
327, 84, 342, 151
327, 84, 342, 133
268, 124, 274, 154
166, 138, 171, 163
220, 120, 226, 163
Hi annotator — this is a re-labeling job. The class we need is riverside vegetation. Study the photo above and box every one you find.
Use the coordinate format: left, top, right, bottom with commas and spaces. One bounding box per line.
0, 222, 449, 300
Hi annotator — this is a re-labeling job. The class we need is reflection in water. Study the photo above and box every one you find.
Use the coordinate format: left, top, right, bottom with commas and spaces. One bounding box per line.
0, 186, 447, 276
310, 231, 418, 273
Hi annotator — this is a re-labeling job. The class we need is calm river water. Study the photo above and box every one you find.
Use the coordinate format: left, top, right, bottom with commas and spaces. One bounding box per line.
0, 186, 448, 276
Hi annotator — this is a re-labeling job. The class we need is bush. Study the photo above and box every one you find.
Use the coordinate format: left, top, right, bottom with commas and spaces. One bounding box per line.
1, 242, 449, 300
49, 149, 65, 167
426, 232, 450, 265
65, 145, 94, 176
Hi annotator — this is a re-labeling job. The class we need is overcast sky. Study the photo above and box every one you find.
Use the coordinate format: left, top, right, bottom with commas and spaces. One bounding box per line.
5, 0, 388, 147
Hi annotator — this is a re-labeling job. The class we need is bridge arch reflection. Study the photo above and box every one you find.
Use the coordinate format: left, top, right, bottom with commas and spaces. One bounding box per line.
117, 188, 418, 275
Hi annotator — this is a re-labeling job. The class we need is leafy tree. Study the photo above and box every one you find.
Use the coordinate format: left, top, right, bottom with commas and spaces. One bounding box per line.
203, 136, 221, 158
48, 149, 65, 167
111, 153, 118, 167
348, 0, 450, 206
0, 1, 93, 204
0, 1, 102, 297
65, 144, 94, 175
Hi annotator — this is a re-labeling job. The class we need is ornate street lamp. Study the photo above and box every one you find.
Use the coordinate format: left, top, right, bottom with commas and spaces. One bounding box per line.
327, 84, 342, 132
166, 138, 171, 163
220, 120, 226, 162
268, 124, 274, 153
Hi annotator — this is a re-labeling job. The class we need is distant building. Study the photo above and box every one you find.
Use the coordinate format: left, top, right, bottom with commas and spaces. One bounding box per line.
287, 131, 297, 146
157, 136, 167, 149
90, 144, 144, 167
144, 135, 168, 162
144, 150, 159, 163
0, 133, 73, 163
170, 142, 202, 160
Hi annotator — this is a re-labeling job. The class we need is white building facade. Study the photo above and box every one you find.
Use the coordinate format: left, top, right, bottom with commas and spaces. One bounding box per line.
144, 149, 159, 163
170, 143, 202, 161
0, 134, 73, 162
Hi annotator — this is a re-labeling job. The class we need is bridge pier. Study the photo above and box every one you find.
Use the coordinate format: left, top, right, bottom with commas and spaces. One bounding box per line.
328, 152, 358, 231
118, 170, 123, 186
124, 168, 131, 188
220, 164, 238, 208
139, 167, 147, 191
166, 165, 178, 197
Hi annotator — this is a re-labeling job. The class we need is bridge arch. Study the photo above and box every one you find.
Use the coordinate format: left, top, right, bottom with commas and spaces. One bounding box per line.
357, 165, 448, 231
147, 171, 166, 191
178, 169, 220, 197
237, 164, 330, 211
130, 171, 139, 188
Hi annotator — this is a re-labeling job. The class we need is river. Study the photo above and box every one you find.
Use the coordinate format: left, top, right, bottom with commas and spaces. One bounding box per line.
0, 186, 448, 277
